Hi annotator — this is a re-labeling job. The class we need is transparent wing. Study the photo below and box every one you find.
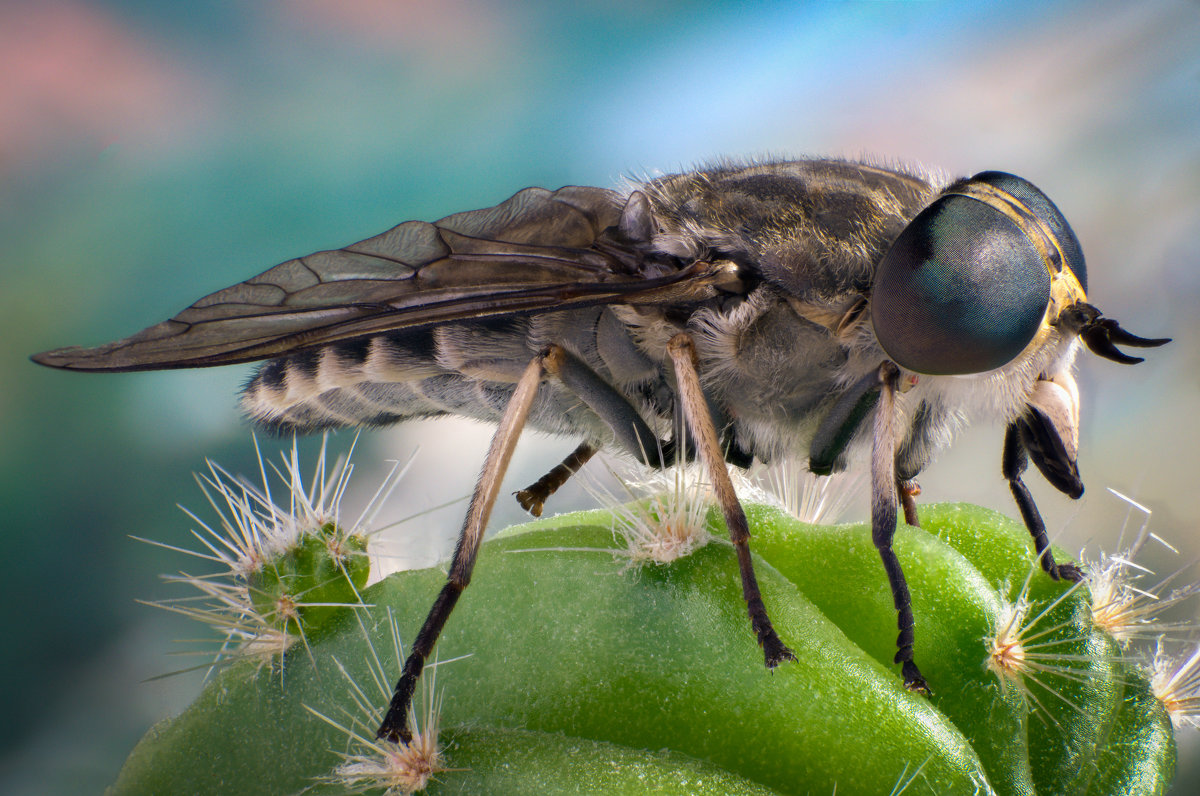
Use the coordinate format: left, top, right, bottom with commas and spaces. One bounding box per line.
33, 186, 703, 372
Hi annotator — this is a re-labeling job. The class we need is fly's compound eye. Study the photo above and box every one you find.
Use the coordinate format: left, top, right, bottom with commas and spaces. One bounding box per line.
870, 180, 1060, 375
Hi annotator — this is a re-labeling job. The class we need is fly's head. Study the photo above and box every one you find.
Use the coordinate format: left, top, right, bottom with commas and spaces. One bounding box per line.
869, 171, 1170, 496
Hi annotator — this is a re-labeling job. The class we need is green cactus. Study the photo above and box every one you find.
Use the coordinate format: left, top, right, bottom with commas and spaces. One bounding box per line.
246, 521, 370, 637
112, 498, 1181, 795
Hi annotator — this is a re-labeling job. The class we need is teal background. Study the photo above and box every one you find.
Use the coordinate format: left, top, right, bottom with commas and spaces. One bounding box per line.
2, 1, 1198, 792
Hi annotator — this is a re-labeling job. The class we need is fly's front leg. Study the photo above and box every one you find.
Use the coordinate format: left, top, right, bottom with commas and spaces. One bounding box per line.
1002, 424, 1083, 582
667, 333, 796, 668
871, 362, 929, 694
377, 349, 550, 744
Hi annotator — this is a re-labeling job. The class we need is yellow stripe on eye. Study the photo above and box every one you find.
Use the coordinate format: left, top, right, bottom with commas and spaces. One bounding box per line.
942, 181, 1087, 322
943, 183, 1062, 276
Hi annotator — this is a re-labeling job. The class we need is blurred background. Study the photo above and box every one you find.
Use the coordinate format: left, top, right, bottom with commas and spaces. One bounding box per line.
2, 0, 1197, 792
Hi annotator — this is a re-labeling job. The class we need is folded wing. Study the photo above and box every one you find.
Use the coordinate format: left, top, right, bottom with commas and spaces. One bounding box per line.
33, 186, 701, 371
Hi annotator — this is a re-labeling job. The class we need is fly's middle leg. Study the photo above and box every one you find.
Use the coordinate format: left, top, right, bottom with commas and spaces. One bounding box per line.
667, 332, 796, 668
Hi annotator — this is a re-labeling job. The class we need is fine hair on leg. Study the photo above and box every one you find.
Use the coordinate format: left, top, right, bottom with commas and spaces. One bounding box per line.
377, 349, 550, 743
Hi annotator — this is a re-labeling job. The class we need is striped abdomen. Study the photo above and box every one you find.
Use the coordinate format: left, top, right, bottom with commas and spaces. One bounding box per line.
239, 309, 675, 445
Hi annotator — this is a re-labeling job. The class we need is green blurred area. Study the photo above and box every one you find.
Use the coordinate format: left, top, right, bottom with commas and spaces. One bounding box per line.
2, 0, 1197, 792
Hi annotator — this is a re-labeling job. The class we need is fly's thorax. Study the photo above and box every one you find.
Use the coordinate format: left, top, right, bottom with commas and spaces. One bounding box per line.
638, 159, 936, 251
683, 286, 856, 463
638, 160, 938, 309
607, 304, 685, 369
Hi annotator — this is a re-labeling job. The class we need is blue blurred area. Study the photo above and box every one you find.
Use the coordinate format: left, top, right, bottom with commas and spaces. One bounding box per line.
2, 0, 1198, 792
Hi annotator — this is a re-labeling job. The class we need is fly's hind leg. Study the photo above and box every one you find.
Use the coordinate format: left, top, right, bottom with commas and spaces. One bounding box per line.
377, 349, 550, 744
514, 345, 680, 517
871, 362, 929, 694
667, 333, 795, 668
515, 440, 598, 517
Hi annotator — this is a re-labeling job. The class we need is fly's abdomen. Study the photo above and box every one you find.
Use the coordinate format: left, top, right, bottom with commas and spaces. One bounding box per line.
240, 312, 655, 442
240, 329, 450, 433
